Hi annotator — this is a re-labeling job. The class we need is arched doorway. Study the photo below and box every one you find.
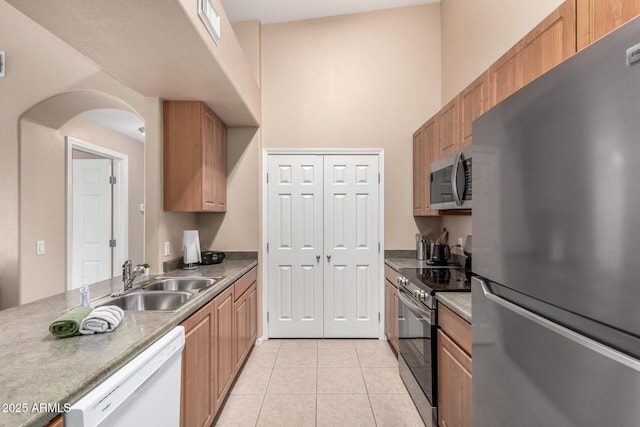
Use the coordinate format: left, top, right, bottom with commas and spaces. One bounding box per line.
19, 91, 145, 300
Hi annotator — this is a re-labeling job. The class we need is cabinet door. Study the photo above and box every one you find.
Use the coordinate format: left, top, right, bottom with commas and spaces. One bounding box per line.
202, 107, 226, 212
438, 330, 472, 427
234, 292, 249, 372
577, 0, 640, 50
248, 283, 258, 343
214, 286, 235, 411
384, 280, 392, 341
180, 299, 215, 427
413, 117, 438, 216
391, 287, 399, 351
489, 0, 576, 105
459, 72, 489, 148
438, 96, 460, 158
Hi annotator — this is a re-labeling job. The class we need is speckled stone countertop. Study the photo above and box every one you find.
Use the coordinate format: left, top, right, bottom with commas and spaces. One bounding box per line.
0, 259, 257, 427
436, 293, 472, 323
385, 257, 472, 323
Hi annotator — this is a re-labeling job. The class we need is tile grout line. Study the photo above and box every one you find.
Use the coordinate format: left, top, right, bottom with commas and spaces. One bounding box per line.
253, 341, 280, 426
356, 343, 380, 427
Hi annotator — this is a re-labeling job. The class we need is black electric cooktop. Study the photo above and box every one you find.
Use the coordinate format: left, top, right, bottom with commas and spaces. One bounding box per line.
399, 267, 471, 293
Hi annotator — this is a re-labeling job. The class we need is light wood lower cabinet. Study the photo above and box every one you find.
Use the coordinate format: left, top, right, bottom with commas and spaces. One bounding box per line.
384, 264, 399, 352
213, 286, 235, 412
45, 415, 64, 427
181, 298, 216, 427
180, 266, 258, 427
437, 303, 472, 427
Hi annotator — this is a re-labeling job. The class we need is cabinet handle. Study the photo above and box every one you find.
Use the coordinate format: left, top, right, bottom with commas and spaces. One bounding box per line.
327, 255, 331, 262
316, 255, 321, 263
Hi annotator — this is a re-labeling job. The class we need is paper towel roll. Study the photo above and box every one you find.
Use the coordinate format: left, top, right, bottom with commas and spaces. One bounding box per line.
183, 230, 202, 266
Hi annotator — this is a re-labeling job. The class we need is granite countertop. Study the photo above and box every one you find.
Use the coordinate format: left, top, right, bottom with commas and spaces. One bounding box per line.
0, 259, 257, 427
385, 256, 472, 323
436, 293, 472, 323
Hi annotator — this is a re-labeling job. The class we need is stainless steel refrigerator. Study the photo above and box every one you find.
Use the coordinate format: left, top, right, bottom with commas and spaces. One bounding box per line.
472, 15, 640, 427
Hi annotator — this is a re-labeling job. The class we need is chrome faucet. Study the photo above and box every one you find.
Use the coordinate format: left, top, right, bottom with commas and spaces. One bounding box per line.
122, 260, 145, 293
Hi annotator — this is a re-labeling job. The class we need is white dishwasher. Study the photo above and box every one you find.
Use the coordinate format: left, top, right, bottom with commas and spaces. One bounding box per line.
65, 326, 185, 427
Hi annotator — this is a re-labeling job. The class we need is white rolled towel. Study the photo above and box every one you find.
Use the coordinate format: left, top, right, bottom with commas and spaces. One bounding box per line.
79, 305, 125, 335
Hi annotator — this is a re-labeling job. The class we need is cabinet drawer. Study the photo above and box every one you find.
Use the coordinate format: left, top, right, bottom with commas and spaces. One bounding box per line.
234, 266, 257, 301
438, 303, 472, 356
384, 264, 399, 288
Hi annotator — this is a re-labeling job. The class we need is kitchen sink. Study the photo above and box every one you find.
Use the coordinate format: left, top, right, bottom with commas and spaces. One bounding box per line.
100, 291, 193, 311
142, 277, 219, 292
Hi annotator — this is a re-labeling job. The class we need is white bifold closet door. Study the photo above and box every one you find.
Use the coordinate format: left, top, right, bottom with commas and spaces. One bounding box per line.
267, 154, 379, 338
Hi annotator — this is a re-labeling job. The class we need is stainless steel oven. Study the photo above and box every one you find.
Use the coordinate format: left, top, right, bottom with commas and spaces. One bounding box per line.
397, 267, 471, 427
397, 278, 437, 427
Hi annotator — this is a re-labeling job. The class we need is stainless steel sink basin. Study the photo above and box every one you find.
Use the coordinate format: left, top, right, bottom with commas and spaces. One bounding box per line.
142, 277, 218, 292
100, 291, 193, 311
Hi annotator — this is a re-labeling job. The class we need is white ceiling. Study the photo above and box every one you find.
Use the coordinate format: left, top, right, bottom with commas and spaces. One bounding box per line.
220, 0, 440, 24
80, 109, 145, 143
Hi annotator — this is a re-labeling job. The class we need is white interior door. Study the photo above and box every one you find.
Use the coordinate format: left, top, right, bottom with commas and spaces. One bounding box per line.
267, 153, 381, 339
324, 155, 379, 337
267, 155, 324, 338
72, 159, 112, 289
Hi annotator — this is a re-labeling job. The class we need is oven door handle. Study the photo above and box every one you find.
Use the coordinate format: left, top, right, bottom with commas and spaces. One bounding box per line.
398, 288, 435, 326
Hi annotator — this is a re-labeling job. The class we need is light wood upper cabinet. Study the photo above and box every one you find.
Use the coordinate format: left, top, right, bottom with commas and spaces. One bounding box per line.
489, 0, 576, 105
459, 72, 489, 149
163, 100, 227, 212
577, 0, 640, 50
413, 117, 438, 217
438, 96, 460, 158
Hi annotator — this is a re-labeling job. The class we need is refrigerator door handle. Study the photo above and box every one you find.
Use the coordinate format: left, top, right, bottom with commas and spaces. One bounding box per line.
474, 277, 640, 371
451, 151, 464, 206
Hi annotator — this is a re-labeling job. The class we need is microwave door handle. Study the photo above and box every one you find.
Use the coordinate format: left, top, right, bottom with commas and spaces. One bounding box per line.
451, 151, 464, 206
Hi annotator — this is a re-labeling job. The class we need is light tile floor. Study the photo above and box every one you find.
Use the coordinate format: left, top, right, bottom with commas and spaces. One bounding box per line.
214, 339, 425, 427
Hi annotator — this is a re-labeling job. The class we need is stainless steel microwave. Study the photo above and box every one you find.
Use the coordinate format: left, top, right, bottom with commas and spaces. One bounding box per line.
429, 147, 472, 210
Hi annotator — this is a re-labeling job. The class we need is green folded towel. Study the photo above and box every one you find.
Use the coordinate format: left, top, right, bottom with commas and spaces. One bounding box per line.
49, 306, 93, 338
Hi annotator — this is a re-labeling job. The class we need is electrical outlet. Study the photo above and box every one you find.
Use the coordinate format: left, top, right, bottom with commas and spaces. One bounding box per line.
0, 51, 5, 78
164, 241, 170, 257
458, 237, 464, 248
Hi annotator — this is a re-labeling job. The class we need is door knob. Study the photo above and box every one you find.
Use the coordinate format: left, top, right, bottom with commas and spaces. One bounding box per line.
316, 255, 321, 262
327, 255, 331, 262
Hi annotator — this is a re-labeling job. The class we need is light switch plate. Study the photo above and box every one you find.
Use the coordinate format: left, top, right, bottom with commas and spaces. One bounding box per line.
164, 241, 170, 257
0, 51, 5, 78
36, 240, 45, 255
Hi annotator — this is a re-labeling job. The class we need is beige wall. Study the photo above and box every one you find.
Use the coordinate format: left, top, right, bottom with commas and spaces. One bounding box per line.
261, 4, 443, 249
441, 0, 564, 102
232, 20, 262, 88
198, 128, 260, 251
19, 117, 145, 303
1, 0, 196, 308
439, 0, 564, 242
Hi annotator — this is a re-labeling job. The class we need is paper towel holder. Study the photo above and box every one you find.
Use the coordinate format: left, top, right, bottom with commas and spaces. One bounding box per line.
182, 230, 202, 270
